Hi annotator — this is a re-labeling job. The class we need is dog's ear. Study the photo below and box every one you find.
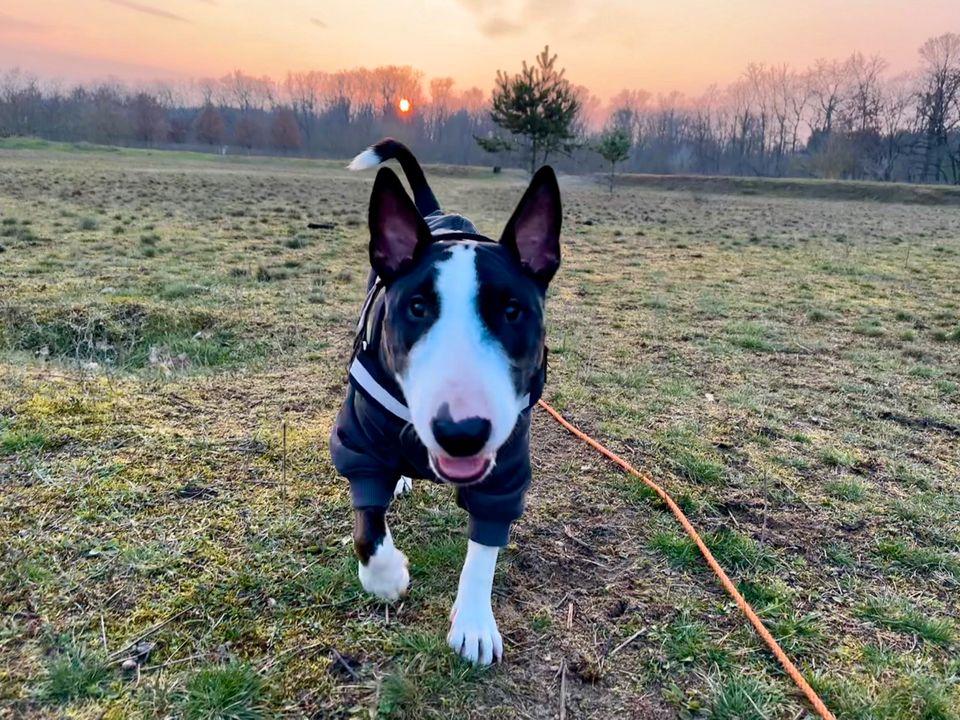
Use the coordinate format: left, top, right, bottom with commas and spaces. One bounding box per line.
368, 167, 433, 282
499, 166, 561, 286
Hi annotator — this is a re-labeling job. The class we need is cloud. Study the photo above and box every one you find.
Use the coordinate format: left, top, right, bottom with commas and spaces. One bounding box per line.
104, 0, 191, 23
457, 0, 580, 37
310, 17, 327, 28
456, 0, 498, 14
0, 12, 47, 32
479, 16, 523, 37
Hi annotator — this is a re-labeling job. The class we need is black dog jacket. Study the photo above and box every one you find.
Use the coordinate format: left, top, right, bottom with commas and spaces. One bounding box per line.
329, 217, 546, 547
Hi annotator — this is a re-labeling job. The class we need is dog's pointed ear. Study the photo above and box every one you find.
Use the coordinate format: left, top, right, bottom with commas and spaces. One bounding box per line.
368, 167, 433, 282
499, 166, 561, 286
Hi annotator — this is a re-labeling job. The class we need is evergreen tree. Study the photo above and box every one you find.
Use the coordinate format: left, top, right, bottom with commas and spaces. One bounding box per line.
484, 46, 581, 174
594, 128, 632, 192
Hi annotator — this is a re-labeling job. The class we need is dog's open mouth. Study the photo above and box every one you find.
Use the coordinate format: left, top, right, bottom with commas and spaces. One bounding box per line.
431, 453, 494, 484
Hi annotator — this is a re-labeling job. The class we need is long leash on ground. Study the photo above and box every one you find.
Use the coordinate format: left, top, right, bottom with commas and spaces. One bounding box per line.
536, 399, 836, 720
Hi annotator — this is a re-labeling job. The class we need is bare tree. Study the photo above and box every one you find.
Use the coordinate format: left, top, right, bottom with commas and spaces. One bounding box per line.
916, 33, 960, 183
744, 63, 772, 168
768, 64, 793, 173
842, 52, 888, 133
284, 71, 326, 143
428, 77, 455, 140
807, 58, 849, 135
370, 65, 423, 117
877, 73, 916, 180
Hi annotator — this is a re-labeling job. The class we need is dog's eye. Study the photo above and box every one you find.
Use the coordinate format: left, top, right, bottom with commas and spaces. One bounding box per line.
504, 300, 523, 323
408, 295, 429, 320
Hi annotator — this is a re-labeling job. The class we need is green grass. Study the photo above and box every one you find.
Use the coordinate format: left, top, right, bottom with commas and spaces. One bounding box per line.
181, 662, 264, 720
875, 538, 960, 578
812, 672, 960, 720
157, 282, 209, 300
651, 528, 773, 571
377, 631, 489, 719
857, 597, 955, 646
672, 449, 726, 485
766, 611, 823, 653
707, 674, 783, 720
826, 479, 866, 501
662, 610, 709, 664
854, 319, 886, 337
0, 302, 268, 370
3, 144, 959, 718
819, 446, 858, 468
39, 643, 110, 704
736, 578, 791, 616
0, 427, 52, 455
892, 462, 933, 489
727, 322, 778, 352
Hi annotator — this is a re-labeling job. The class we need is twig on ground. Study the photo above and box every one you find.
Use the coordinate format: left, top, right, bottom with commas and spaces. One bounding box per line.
281, 419, 288, 501
142, 654, 204, 673
562, 525, 594, 554
331, 648, 360, 681
608, 629, 644, 658
559, 659, 568, 720
290, 557, 323, 580
259, 641, 328, 673
726, 510, 741, 529
778, 476, 816, 512
559, 601, 574, 720
107, 608, 192, 661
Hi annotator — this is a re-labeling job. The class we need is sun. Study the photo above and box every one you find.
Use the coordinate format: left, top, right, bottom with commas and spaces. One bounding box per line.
398, 98, 412, 114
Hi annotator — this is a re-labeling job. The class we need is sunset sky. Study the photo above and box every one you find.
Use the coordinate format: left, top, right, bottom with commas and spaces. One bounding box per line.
1, 0, 958, 100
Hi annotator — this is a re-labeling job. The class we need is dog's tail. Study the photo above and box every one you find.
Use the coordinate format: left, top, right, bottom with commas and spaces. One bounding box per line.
347, 138, 441, 217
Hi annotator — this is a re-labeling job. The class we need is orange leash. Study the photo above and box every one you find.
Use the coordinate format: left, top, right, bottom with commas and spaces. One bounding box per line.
537, 399, 835, 720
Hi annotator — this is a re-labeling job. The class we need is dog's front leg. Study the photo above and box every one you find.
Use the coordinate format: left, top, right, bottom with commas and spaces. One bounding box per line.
448, 540, 503, 665
354, 507, 409, 601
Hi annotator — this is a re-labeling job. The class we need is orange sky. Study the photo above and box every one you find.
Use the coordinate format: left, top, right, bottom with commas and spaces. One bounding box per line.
1, 1, 958, 100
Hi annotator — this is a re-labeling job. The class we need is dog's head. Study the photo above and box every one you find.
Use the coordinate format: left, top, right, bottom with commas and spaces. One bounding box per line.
367, 167, 561, 485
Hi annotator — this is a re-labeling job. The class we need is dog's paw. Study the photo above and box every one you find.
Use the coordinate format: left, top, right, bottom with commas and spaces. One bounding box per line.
393, 476, 413, 497
358, 537, 409, 601
447, 600, 503, 665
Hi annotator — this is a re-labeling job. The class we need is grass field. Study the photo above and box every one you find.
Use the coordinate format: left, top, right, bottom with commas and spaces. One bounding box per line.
1, 143, 959, 719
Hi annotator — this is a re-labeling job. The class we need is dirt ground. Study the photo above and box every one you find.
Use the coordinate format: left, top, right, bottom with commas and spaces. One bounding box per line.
1, 144, 958, 719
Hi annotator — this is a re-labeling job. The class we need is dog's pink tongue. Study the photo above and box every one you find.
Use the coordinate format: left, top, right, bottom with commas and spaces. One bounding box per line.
436, 455, 487, 480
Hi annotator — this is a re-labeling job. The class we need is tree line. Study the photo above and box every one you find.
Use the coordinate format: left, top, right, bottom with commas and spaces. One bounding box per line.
0, 32, 958, 184
594, 34, 960, 184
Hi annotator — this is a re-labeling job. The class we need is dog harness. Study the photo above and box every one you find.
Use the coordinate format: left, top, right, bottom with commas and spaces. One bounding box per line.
347, 231, 547, 423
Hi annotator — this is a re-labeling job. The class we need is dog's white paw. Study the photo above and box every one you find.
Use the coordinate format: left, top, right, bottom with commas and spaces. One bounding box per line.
358, 534, 409, 602
447, 598, 503, 665
393, 476, 413, 497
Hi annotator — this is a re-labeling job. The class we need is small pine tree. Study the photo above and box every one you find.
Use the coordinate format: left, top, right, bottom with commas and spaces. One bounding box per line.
594, 128, 632, 193
483, 46, 581, 174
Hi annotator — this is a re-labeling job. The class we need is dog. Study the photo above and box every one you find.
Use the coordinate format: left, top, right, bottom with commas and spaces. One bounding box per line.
329, 138, 561, 665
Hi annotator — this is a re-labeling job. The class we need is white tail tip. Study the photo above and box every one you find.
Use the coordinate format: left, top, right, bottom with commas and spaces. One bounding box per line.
347, 147, 381, 171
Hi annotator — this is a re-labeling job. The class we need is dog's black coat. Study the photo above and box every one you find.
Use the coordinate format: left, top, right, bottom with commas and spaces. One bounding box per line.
330, 138, 559, 550
330, 244, 537, 547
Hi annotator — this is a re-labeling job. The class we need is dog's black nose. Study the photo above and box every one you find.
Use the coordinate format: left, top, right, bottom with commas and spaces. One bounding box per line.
432, 416, 491, 457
